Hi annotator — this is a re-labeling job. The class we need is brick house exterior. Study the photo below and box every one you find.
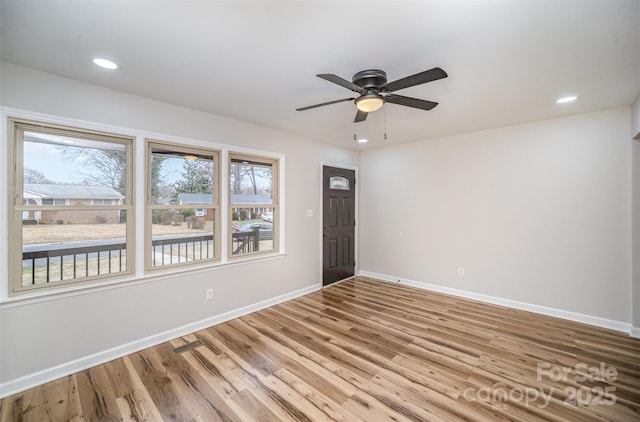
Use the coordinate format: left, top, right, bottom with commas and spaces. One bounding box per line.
176, 193, 215, 221
23, 184, 124, 224
176, 193, 272, 221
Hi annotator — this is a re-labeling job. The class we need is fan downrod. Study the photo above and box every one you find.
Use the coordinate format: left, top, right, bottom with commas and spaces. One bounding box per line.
352, 69, 387, 89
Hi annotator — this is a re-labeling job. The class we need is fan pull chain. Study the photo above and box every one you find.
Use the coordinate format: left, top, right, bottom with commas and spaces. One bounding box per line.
384, 106, 388, 141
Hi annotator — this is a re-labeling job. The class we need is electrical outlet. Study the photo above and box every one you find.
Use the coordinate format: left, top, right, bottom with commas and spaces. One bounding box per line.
206, 288, 213, 300
458, 267, 464, 277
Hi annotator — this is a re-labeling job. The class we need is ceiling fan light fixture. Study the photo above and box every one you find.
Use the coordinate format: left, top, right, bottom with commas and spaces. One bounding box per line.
355, 95, 384, 113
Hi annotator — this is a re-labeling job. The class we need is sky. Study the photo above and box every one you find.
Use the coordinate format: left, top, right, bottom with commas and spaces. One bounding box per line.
23, 141, 84, 184
22, 133, 269, 194
23, 140, 183, 185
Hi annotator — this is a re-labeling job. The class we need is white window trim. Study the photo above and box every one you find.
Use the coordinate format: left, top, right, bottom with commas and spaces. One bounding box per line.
0, 107, 285, 304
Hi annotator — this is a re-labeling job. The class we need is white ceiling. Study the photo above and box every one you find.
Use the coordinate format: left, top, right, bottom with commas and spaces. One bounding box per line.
1, 1, 639, 150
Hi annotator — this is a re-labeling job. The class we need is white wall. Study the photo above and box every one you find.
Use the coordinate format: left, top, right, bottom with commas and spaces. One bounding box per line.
634, 137, 640, 331
0, 62, 359, 392
633, 96, 640, 332
632, 95, 640, 139
360, 107, 632, 324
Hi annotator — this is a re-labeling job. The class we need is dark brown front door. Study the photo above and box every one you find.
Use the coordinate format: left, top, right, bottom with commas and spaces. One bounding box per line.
323, 166, 356, 286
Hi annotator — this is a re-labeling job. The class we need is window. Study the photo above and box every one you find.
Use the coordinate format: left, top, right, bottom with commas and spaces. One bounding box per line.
7, 116, 283, 296
146, 141, 220, 270
9, 119, 133, 295
229, 153, 278, 257
330, 176, 350, 190
41, 198, 67, 205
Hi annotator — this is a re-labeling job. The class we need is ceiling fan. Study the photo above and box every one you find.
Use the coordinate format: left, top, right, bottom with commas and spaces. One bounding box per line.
296, 67, 448, 123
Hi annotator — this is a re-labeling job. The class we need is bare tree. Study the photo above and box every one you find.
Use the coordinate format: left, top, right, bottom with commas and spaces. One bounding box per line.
79, 150, 126, 195
24, 168, 51, 184
251, 165, 272, 195
230, 163, 245, 194
230, 161, 272, 195
247, 167, 258, 194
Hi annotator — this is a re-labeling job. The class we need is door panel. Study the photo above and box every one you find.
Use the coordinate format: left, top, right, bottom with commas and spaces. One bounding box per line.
329, 198, 338, 226
341, 198, 351, 226
323, 166, 355, 286
342, 237, 351, 264
329, 238, 338, 268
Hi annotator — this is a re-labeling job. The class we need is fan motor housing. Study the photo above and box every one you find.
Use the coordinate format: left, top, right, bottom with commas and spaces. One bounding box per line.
352, 69, 387, 89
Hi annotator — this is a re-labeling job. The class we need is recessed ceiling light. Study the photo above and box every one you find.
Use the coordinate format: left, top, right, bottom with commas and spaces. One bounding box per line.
92, 57, 118, 70
357, 138, 368, 144
556, 95, 577, 104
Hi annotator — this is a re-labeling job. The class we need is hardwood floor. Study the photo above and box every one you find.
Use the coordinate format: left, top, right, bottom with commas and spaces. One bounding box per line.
1, 276, 639, 421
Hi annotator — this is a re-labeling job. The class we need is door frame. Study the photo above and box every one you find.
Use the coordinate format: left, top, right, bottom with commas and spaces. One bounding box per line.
319, 161, 359, 288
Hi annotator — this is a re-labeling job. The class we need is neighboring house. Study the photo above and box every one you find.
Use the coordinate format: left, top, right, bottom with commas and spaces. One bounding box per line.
231, 193, 272, 219
176, 193, 272, 220
176, 193, 214, 220
23, 183, 124, 224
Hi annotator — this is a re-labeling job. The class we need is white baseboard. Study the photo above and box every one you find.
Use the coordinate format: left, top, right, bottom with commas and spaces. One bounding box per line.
358, 270, 633, 335
0, 283, 320, 399
630, 327, 640, 339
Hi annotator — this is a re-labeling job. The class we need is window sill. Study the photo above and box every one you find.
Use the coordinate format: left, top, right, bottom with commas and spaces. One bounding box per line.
1, 251, 288, 308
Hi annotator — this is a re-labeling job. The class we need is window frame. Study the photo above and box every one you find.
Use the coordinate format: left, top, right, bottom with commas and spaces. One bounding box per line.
228, 152, 279, 258
42, 198, 67, 205
93, 199, 113, 205
8, 118, 135, 296
145, 140, 221, 272
3, 111, 285, 300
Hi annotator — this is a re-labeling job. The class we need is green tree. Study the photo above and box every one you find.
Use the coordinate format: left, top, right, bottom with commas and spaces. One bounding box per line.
171, 160, 213, 203
149, 155, 166, 203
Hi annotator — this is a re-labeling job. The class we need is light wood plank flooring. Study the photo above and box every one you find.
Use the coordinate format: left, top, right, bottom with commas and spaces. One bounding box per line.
1, 276, 639, 421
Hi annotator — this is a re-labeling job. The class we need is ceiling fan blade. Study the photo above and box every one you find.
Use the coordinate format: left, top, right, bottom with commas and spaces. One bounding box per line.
382, 67, 448, 92
296, 97, 355, 111
317, 74, 366, 94
384, 94, 438, 110
354, 109, 368, 123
